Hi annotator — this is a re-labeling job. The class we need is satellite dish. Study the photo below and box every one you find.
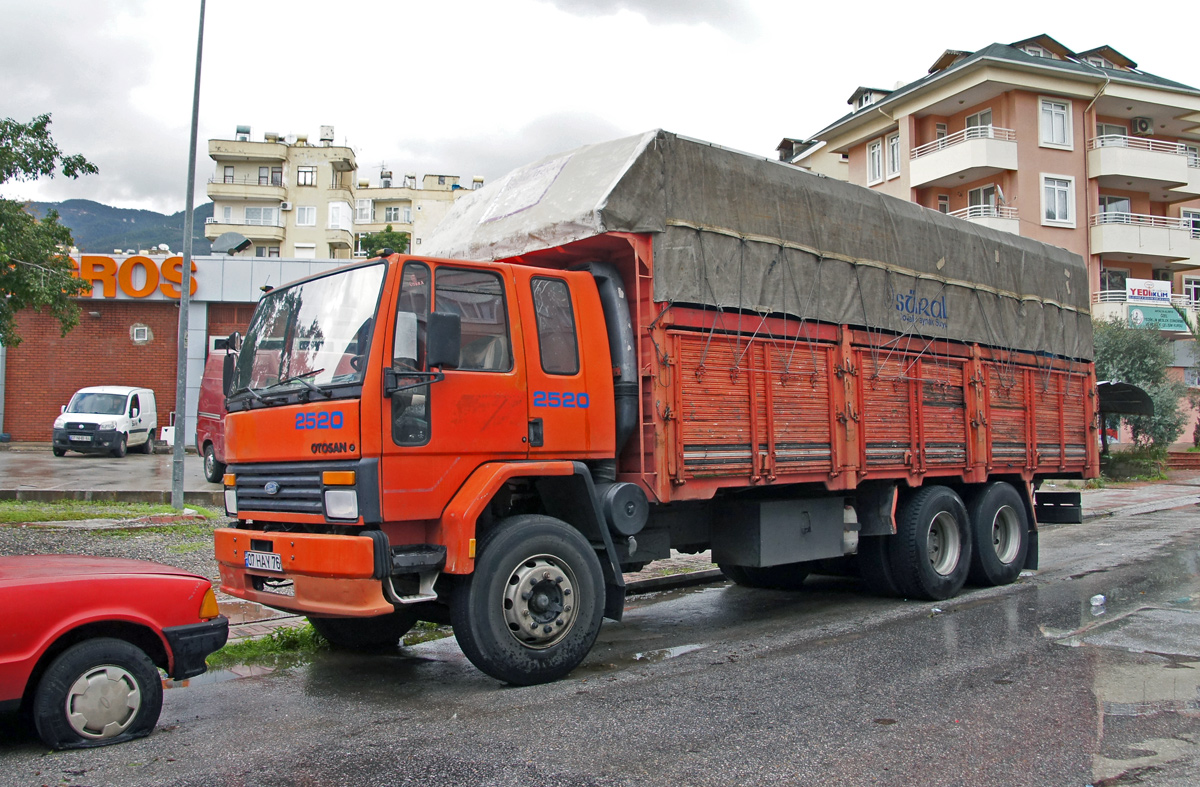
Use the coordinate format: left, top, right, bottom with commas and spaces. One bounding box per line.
212, 232, 252, 255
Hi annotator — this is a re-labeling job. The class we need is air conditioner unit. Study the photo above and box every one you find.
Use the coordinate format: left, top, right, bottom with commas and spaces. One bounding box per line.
280, 201, 293, 211
1132, 117, 1154, 136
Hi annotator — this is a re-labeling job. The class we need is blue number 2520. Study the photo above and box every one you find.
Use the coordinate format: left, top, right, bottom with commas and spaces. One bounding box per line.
295, 411, 344, 429
532, 391, 589, 409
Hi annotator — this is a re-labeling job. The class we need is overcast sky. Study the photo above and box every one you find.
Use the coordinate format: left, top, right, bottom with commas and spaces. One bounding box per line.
2, 1, 1196, 214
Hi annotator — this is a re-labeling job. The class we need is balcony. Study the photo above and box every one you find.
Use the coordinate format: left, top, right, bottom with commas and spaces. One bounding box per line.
947, 205, 1019, 235
1092, 290, 1195, 334
207, 175, 287, 202
909, 127, 1018, 188
1087, 136, 1200, 199
203, 217, 286, 243
1089, 212, 1192, 264
326, 227, 354, 249
208, 139, 287, 163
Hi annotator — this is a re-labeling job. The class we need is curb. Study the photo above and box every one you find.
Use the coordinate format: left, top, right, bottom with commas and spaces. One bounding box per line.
0, 489, 223, 506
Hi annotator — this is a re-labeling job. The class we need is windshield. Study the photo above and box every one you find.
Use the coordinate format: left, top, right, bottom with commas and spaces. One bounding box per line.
67, 392, 127, 415
232, 263, 387, 395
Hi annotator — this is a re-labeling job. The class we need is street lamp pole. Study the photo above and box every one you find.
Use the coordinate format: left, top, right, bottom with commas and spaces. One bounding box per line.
172, 0, 206, 510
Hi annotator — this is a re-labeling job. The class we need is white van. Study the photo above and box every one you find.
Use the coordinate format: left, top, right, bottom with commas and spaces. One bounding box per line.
52, 386, 158, 458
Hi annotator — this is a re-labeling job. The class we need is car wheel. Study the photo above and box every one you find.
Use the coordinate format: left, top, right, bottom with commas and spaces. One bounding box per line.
966, 482, 1029, 587
203, 444, 226, 484
450, 515, 605, 685
719, 562, 811, 589
32, 637, 163, 749
308, 608, 419, 649
52, 447, 67, 457
887, 486, 971, 601
111, 434, 127, 458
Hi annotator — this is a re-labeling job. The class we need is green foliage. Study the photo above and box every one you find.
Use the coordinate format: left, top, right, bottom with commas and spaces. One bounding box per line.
358, 224, 410, 258
0, 114, 98, 347
1092, 317, 1191, 448
206, 623, 329, 669
0, 499, 215, 524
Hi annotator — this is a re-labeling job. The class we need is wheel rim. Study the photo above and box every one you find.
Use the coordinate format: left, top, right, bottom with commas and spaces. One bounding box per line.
64, 664, 142, 740
990, 505, 1022, 565
501, 554, 578, 649
926, 511, 962, 576
204, 449, 214, 477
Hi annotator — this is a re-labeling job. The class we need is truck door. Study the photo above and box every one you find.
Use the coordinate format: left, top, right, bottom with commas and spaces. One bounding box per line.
380, 261, 529, 523
518, 271, 612, 460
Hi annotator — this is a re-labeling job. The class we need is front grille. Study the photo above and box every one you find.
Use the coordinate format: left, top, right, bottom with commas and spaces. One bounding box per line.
230, 459, 364, 516
67, 423, 98, 433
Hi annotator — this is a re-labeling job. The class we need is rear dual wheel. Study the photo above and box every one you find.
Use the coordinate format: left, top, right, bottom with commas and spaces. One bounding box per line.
450, 515, 605, 686
858, 486, 971, 601
966, 482, 1029, 587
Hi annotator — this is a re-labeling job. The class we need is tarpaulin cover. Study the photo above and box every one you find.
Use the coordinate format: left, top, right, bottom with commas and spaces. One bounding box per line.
422, 130, 1093, 361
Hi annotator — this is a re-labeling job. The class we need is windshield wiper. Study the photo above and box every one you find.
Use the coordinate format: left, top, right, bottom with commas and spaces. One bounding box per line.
230, 386, 266, 402
267, 369, 331, 399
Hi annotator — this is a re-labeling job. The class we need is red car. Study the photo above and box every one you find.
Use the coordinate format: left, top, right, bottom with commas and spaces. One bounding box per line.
0, 556, 228, 749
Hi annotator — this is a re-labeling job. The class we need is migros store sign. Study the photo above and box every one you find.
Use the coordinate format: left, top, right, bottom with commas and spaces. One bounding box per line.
70, 255, 198, 300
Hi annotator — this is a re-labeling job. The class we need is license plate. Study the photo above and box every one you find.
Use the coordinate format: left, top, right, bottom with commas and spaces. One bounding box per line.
244, 550, 283, 572
68, 435, 92, 442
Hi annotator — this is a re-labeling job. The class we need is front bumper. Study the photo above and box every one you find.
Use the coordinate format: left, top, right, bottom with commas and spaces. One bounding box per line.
52, 427, 121, 452
162, 616, 229, 679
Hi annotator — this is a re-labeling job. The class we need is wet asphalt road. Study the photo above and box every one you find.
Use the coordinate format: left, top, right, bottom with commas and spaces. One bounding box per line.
3, 508, 1200, 787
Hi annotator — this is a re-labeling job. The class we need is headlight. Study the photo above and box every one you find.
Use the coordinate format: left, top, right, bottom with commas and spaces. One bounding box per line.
324, 489, 359, 520
53, 417, 66, 428
98, 421, 118, 431
224, 488, 238, 516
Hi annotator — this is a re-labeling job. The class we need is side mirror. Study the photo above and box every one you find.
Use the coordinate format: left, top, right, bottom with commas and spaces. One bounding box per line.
227, 331, 242, 352
426, 311, 461, 370
131, 407, 140, 419
222, 353, 237, 396
60, 405, 66, 414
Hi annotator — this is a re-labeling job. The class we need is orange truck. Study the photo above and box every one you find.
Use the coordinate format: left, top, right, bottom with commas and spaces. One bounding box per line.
214, 131, 1098, 684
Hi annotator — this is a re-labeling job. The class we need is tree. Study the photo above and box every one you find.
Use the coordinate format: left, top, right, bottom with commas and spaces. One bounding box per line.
358, 224, 409, 258
0, 114, 97, 347
1093, 317, 1190, 448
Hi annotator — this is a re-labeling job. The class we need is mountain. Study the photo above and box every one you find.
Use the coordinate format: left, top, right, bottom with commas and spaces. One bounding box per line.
24, 199, 213, 255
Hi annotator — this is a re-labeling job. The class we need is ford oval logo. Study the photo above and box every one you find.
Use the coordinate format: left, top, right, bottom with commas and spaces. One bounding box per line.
264, 482, 280, 496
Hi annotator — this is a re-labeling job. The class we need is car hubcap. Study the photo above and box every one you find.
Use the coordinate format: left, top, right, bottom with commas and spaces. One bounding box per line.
927, 511, 962, 576
991, 505, 1021, 564
502, 554, 578, 649
65, 664, 141, 739
205, 451, 214, 476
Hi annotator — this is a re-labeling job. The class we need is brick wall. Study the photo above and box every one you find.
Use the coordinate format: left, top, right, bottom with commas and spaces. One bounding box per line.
4, 302, 180, 442
206, 303, 254, 341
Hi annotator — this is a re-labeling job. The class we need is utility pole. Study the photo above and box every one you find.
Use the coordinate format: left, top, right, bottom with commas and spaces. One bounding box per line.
172, 0, 205, 509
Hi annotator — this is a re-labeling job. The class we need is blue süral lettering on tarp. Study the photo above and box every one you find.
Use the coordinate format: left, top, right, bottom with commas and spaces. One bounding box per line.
895, 290, 948, 330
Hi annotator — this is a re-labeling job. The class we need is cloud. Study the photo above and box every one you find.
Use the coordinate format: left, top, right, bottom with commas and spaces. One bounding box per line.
537, 0, 761, 38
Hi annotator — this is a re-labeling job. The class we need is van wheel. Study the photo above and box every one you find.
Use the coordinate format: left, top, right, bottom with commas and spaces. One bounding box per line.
967, 482, 1029, 587
450, 515, 605, 685
53, 447, 67, 457
887, 486, 971, 601
719, 562, 811, 589
32, 637, 163, 749
111, 434, 127, 458
137, 432, 154, 454
203, 444, 226, 483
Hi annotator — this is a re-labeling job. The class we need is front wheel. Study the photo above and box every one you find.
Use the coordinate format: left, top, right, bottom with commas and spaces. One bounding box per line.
32, 637, 163, 749
111, 434, 127, 458
888, 486, 971, 601
52, 447, 67, 457
967, 482, 1029, 587
450, 515, 605, 685
308, 608, 418, 649
203, 443, 226, 484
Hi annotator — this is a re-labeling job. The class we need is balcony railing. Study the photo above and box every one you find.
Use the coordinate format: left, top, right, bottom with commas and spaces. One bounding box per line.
1089, 135, 1200, 166
948, 205, 1017, 220
1090, 212, 1188, 230
911, 126, 1017, 159
209, 175, 284, 187
205, 217, 285, 228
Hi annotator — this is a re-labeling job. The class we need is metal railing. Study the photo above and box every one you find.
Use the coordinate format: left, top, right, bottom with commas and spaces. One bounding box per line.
205, 217, 285, 228
1090, 212, 1188, 230
1093, 289, 1200, 307
1088, 135, 1200, 166
209, 175, 284, 187
948, 205, 1017, 220
911, 126, 1016, 159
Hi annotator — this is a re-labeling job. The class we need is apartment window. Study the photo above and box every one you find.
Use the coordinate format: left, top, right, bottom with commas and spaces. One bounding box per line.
255, 246, 280, 258
1184, 275, 1200, 304
327, 201, 353, 231
935, 123, 947, 140
937, 195, 950, 214
438, 176, 447, 185
222, 206, 232, 223
356, 199, 373, 223
1183, 209, 1200, 238
223, 166, 234, 184
1100, 267, 1129, 293
1184, 144, 1200, 168
244, 206, 279, 226
966, 110, 993, 138
1024, 45, 1045, 58
294, 243, 316, 259
295, 205, 316, 226
259, 166, 270, 186
886, 133, 900, 178
867, 139, 883, 185
297, 166, 316, 186
1039, 98, 1072, 149
271, 167, 282, 186
968, 185, 997, 217
384, 205, 408, 222
1042, 175, 1075, 226
857, 93, 874, 110
1099, 195, 1132, 223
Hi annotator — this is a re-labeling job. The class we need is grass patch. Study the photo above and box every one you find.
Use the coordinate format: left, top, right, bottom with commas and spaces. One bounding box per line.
403, 621, 453, 646
94, 523, 215, 539
206, 623, 328, 670
167, 541, 210, 554
0, 500, 219, 525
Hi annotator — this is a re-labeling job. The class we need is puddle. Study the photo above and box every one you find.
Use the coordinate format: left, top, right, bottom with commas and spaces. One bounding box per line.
218, 599, 296, 625
632, 643, 706, 663
164, 663, 275, 689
